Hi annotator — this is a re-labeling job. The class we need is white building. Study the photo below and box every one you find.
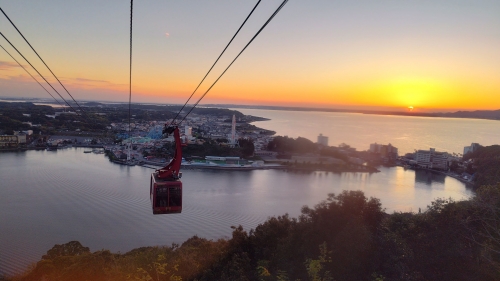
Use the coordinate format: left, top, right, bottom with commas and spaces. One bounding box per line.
184, 126, 192, 138
317, 134, 329, 146
415, 148, 448, 170
13, 133, 27, 144
463, 143, 481, 156
369, 143, 398, 159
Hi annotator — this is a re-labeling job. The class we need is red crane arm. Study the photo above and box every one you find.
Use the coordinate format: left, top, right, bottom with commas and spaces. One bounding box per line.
157, 126, 183, 180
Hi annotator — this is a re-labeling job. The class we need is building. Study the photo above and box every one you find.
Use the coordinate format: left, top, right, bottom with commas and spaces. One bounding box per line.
415, 148, 448, 170
0, 135, 20, 148
14, 131, 28, 144
317, 134, 328, 146
15, 134, 26, 144
254, 150, 278, 157
463, 143, 481, 156
228, 115, 238, 148
184, 126, 192, 138
291, 155, 345, 165
369, 143, 398, 159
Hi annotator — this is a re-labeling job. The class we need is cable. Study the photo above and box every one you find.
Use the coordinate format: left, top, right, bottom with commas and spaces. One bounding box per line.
0, 7, 87, 115
127, 0, 133, 161
177, 0, 288, 124
0, 44, 65, 108
0, 32, 80, 113
168, 0, 262, 126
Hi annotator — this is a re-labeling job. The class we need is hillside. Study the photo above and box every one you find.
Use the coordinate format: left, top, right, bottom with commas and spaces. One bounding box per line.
7, 187, 500, 281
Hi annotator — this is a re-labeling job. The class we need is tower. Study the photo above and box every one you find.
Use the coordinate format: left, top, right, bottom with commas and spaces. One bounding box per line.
230, 114, 237, 148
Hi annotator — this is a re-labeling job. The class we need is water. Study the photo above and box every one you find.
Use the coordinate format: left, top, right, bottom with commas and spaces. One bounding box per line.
0, 147, 471, 276
0, 99, 66, 108
236, 108, 500, 155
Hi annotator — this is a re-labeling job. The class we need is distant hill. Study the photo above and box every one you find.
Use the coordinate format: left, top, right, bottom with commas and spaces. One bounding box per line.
205, 104, 500, 121
440, 110, 500, 120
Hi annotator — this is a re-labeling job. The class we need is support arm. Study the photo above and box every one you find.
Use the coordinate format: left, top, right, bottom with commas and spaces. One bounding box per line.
157, 126, 182, 180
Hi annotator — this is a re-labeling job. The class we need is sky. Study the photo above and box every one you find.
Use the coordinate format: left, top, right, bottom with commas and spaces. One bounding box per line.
0, 0, 499, 112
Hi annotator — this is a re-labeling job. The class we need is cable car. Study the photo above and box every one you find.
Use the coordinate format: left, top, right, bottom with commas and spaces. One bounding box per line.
150, 126, 184, 214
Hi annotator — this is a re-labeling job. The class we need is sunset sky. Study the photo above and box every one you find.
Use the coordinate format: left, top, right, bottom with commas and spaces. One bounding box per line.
0, 1, 499, 112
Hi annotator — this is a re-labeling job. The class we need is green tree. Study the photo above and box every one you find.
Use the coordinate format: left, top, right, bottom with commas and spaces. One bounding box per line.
238, 138, 255, 157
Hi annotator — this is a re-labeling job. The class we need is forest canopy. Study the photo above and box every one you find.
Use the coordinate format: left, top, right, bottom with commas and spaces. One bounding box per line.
8, 187, 500, 281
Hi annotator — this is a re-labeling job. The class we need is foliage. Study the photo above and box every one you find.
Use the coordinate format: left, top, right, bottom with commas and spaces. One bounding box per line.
267, 136, 317, 154
182, 138, 254, 158
318, 146, 349, 161
463, 145, 500, 188
238, 138, 255, 157
42, 241, 90, 260
14, 237, 228, 281
10, 188, 500, 281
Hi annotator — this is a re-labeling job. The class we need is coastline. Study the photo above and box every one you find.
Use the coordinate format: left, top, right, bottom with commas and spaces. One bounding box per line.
212, 104, 500, 122
401, 165, 474, 186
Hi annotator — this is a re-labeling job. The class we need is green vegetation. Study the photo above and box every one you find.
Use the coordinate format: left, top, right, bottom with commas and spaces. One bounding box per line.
267, 136, 317, 154
0, 102, 53, 134
0, 102, 107, 134
266, 136, 354, 161
0, 102, 247, 136
266, 136, 379, 172
463, 145, 500, 189
182, 138, 254, 158
9, 186, 500, 281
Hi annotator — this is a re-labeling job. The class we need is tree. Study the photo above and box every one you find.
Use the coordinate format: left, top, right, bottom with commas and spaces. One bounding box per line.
463, 184, 500, 271
267, 136, 316, 154
305, 242, 333, 281
449, 160, 461, 173
238, 138, 255, 157
42, 241, 90, 260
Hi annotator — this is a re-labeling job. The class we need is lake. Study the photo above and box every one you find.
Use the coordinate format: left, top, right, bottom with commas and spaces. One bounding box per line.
236, 108, 500, 155
0, 146, 472, 276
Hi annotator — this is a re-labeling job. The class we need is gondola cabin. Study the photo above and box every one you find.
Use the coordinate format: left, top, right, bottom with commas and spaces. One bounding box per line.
150, 126, 184, 215
150, 171, 182, 214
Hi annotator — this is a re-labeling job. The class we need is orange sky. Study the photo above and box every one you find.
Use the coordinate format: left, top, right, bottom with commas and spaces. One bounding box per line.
1, 1, 499, 112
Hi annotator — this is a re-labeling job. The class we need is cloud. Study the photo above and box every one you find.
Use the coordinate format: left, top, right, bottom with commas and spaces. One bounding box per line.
73, 77, 115, 85
66, 77, 128, 91
0, 74, 34, 82
1, 74, 126, 90
0, 61, 21, 70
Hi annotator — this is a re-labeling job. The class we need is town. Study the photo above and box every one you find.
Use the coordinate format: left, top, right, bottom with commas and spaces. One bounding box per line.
0, 101, 481, 182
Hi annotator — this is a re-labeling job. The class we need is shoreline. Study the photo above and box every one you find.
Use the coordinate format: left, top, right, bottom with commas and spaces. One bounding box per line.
2, 147, 473, 184
397, 163, 474, 186
2, 98, 498, 122
219, 104, 500, 122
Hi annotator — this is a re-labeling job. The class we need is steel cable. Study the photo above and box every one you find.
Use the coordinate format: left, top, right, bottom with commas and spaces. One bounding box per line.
0, 43, 65, 108
0, 32, 80, 113
0, 7, 87, 115
178, 0, 288, 124
168, 0, 262, 126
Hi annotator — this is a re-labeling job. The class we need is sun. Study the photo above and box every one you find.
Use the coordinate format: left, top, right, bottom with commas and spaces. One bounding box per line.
408, 106, 414, 111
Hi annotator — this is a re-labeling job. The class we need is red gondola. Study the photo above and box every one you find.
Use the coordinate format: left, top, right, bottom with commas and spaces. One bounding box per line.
150, 126, 184, 214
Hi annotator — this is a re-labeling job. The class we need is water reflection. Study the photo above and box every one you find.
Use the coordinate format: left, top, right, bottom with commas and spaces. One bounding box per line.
414, 169, 446, 185
236, 108, 500, 155
0, 150, 473, 276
